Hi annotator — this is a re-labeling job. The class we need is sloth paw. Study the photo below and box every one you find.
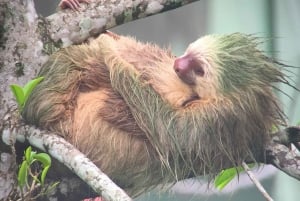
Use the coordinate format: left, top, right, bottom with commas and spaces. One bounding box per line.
59, 0, 90, 10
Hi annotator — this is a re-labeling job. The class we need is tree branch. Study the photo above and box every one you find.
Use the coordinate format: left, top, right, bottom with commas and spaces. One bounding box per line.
2, 116, 133, 201
242, 162, 274, 201
18, 126, 133, 201
46, 0, 199, 47
265, 127, 300, 180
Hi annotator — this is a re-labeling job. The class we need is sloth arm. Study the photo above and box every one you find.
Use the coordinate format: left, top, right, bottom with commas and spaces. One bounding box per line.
98, 34, 179, 135
98, 34, 190, 136
110, 63, 173, 135
105, 48, 198, 160
97, 33, 208, 168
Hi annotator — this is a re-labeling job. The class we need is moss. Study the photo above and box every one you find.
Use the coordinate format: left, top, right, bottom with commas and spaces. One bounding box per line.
115, 12, 125, 25
0, 4, 12, 49
132, 5, 143, 20
0, 61, 3, 72
161, 1, 182, 12
116, 8, 137, 25
0, 25, 7, 49
37, 18, 62, 55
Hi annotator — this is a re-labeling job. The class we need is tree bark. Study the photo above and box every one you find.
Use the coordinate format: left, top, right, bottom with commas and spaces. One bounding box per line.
0, 0, 299, 200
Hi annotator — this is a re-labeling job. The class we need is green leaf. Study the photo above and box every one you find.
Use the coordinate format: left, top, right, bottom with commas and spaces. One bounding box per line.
271, 124, 279, 132
214, 164, 256, 190
33, 153, 51, 185
18, 147, 52, 188
23, 77, 44, 105
25, 146, 32, 162
33, 153, 51, 167
10, 77, 44, 112
214, 166, 244, 190
297, 120, 300, 126
40, 166, 50, 185
18, 161, 28, 188
10, 84, 25, 108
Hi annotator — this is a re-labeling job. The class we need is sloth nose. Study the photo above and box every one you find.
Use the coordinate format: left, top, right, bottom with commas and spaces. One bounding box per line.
174, 55, 197, 85
174, 54, 204, 78
174, 55, 190, 77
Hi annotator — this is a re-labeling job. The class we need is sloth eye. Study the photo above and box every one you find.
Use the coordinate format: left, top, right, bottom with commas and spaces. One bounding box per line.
187, 57, 204, 77
193, 64, 204, 76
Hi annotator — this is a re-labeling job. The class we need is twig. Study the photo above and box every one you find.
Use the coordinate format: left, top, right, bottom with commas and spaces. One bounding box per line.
242, 162, 274, 201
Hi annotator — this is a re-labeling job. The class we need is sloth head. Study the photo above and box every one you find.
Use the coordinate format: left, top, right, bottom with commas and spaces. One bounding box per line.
174, 33, 286, 103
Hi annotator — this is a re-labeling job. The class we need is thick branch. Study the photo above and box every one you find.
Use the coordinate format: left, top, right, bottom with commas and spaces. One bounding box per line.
266, 127, 300, 180
2, 120, 132, 201
46, 0, 199, 47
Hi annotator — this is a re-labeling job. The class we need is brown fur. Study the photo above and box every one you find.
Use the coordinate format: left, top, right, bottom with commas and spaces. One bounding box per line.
22, 33, 287, 196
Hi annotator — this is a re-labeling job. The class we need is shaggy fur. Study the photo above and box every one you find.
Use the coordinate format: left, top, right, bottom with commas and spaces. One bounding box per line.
22, 33, 287, 196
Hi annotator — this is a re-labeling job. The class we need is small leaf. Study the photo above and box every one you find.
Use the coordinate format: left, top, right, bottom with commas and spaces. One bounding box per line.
34, 153, 51, 185
18, 161, 28, 188
214, 166, 244, 190
297, 120, 300, 126
271, 124, 279, 132
25, 146, 32, 162
23, 77, 44, 105
214, 169, 237, 190
33, 153, 51, 167
40, 166, 50, 185
10, 84, 25, 108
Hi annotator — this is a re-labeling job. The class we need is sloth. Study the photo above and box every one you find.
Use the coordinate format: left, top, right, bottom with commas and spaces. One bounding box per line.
22, 32, 287, 196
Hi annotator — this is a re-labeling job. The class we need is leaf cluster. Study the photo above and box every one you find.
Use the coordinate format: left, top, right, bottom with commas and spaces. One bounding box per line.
10, 77, 44, 111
